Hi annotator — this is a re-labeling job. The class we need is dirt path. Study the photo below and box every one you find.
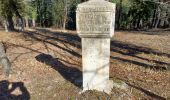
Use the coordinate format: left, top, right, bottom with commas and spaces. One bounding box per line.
0, 29, 170, 99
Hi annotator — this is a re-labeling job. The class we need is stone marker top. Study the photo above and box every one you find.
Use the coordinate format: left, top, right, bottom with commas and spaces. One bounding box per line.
76, 0, 116, 38
77, 0, 115, 12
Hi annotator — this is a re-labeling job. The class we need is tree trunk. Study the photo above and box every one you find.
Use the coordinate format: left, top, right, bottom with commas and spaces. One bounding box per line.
0, 42, 11, 76
11, 0, 24, 31
4, 20, 8, 32
137, 17, 141, 29
18, 18, 24, 31
151, 5, 157, 28
117, 0, 122, 29
25, 17, 29, 28
63, 16, 67, 30
32, 19, 36, 27
63, 0, 68, 30
155, 6, 161, 28
6, 15, 15, 31
154, 0, 163, 28
159, 5, 168, 28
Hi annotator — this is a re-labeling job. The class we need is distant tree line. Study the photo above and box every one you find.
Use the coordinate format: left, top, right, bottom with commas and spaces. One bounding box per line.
0, 0, 25, 32
0, 0, 169, 32
114, 0, 170, 30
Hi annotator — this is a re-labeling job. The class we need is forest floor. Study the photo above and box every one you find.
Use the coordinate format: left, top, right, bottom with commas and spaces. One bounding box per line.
0, 28, 170, 100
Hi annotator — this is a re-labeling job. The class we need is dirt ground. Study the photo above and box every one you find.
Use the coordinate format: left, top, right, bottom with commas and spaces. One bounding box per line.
0, 28, 170, 100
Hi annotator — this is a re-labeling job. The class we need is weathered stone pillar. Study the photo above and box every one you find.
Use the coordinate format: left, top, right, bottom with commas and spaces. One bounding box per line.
76, 0, 116, 94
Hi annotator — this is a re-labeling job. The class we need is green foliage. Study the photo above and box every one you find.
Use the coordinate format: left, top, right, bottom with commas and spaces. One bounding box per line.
0, 0, 25, 31
31, 0, 53, 27
52, 0, 65, 28
28, 0, 81, 28
1, 0, 168, 29
66, 0, 81, 29
52, 0, 81, 29
0, 0, 25, 17
24, 1, 37, 19
111, 0, 170, 29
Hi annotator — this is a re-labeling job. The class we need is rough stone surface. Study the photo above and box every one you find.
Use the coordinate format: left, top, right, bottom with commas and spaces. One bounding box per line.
82, 38, 112, 93
76, 0, 116, 38
76, 0, 116, 94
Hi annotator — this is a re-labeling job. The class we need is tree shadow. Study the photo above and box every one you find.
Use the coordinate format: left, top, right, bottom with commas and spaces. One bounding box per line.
0, 80, 30, 100
35, 53, 82, 88
121, 29, 170, 36
111, 40, 170, 70
22, 29, 81, 58
20, 28, 170, 70
126, 83, 166, 100
111, 40, 170, 58
4, 42, 44, 63
35, 28, 81, 48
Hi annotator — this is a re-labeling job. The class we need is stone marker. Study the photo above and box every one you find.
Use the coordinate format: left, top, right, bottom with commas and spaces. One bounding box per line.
76, 0, 116, 94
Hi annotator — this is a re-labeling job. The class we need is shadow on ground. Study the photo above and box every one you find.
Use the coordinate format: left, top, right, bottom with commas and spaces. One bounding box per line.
111, 40, 170, 70
126, 83, 166, 100
121, 29, 170, 35
22, 28, 170, 70
0, 80, 30, 100
35, 53, 82, 88
22, 28, 81, 58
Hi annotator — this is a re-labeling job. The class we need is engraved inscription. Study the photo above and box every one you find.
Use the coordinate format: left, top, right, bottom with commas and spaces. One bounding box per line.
77, 12, 112, 33
77, 7, 114, 12
79, 26, 110, 32
78, 13, 111, 25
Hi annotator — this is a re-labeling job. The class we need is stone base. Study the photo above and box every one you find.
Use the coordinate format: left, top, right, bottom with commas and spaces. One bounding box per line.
80, 80, 113, 94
